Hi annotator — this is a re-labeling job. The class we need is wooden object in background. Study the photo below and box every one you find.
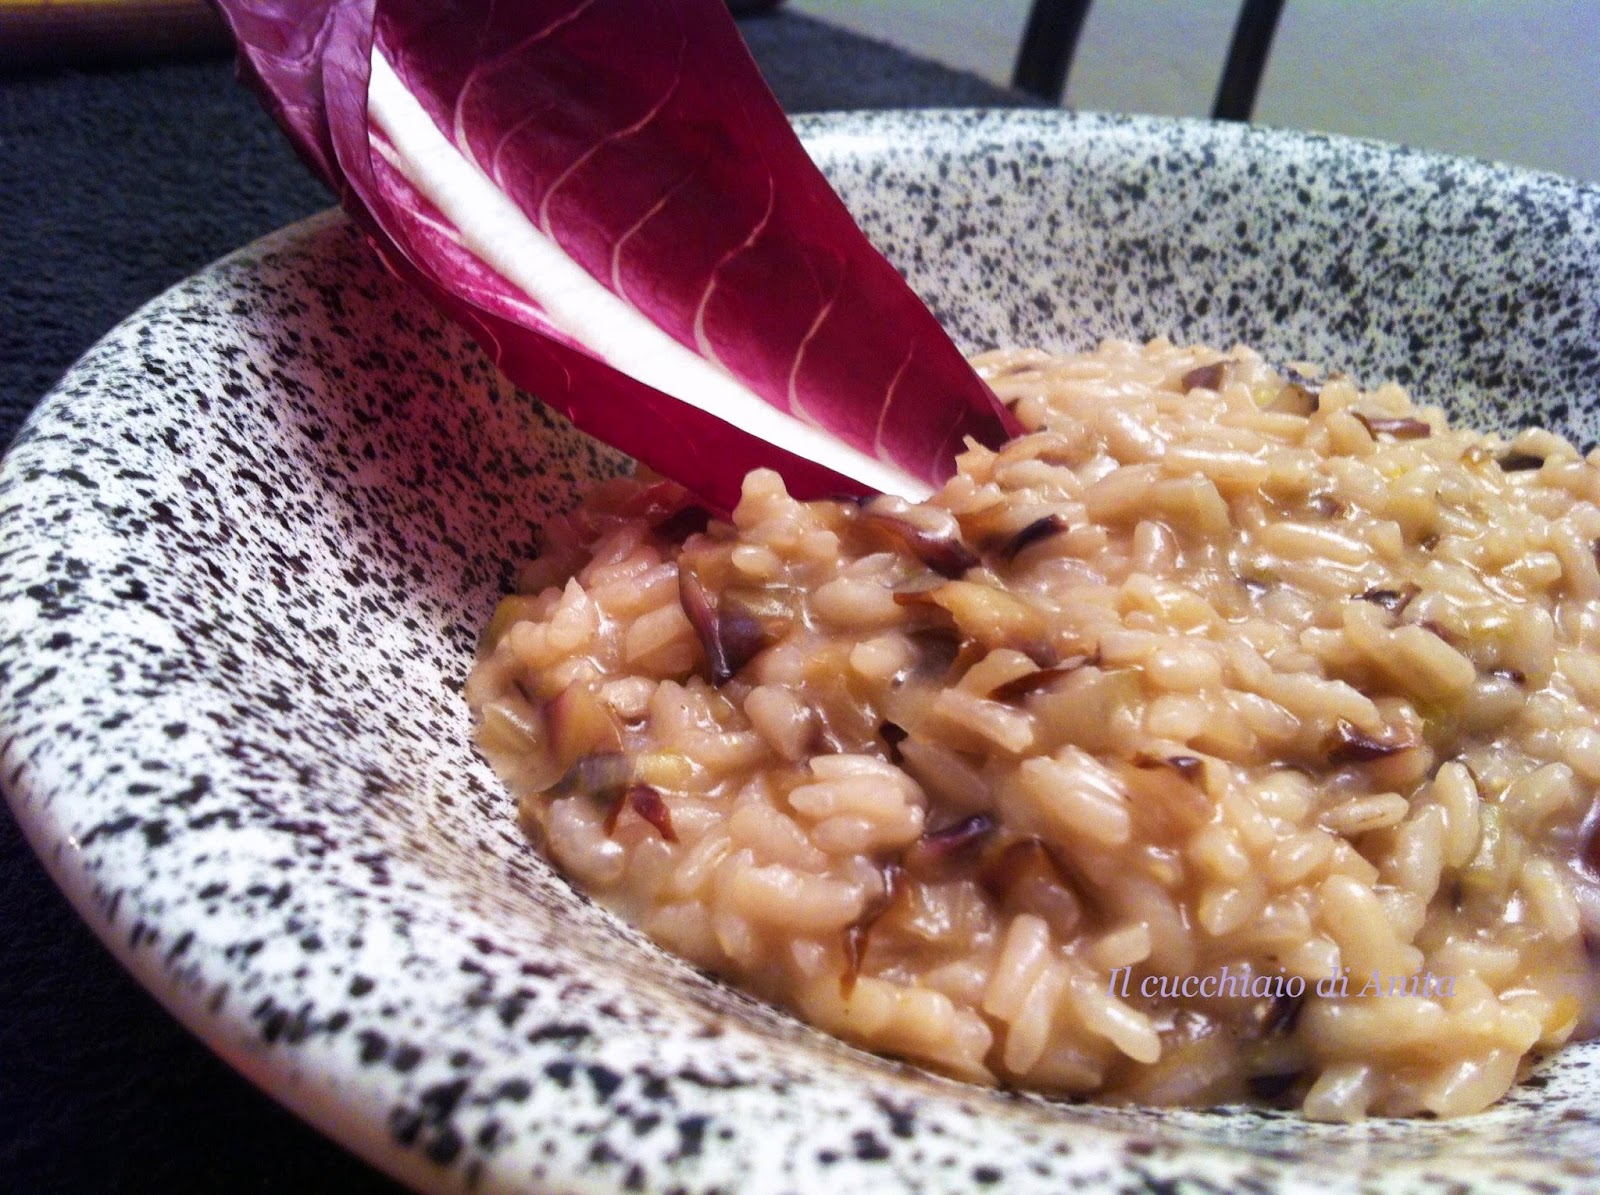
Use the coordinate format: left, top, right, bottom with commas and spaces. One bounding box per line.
0, 0, 232, 71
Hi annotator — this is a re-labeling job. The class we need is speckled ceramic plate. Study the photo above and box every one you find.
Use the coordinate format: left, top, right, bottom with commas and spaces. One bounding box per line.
4, 111, 1600, 1194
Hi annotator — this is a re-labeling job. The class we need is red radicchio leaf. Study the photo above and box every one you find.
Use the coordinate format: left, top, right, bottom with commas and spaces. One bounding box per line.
1356, 582, 1420, 614
215, 0, 1018, 513
677, 568, 724, 681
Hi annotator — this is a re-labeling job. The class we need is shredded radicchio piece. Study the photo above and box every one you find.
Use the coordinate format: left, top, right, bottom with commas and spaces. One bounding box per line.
979, 838, 1066, 902
879, 720, 909, 764
1180, 361, 1229, 392
1135, 753, 1206, 785
861, 510, 979, 578
1002, 514, 1069, 561
1306, 493, 1345, 519
1271, 385, 1319, 416
1416, 618, 1462, 648
1356, 582, 1420, 614
1260, 990, 1305, 1037
988, 656, 1092, 702
842, 862, 903, 996
906, 626, 963, 680
1248, 1071, 1304, 1102
718, 601, 769, 675
1325, 718, 1411, 765
1352, 412, 1432, 440
678, 569, 720, 665
652, 504, 713, 542
625, 784, 677, 841
552, 752, 633, 803
1579, 800, 1600, 883
1497, 451, 1545, 472
906, 814, 997, 870
1266, 372, 1321, 416
679, 570, 769, 685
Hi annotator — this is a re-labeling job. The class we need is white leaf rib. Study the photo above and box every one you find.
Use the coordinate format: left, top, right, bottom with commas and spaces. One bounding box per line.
611, 169, 696, 295
691, 175, 775, 367
873, 344, 915, 457
449, 0, 500, 157
536, 38, 687, 234
364, 48, 930, 501
487, 101, 561, 188
786, 288, 838, 427
458, 0, 599, 175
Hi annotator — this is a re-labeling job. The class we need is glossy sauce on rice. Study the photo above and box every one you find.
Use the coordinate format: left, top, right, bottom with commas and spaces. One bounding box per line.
466, 339, 1600, 1119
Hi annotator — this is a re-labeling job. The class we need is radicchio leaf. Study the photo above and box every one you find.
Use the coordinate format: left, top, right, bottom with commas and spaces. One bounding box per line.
651, 504, 713, 543
1356, 582, 1420, 614
1180, 361, 1228, 392
1324, 718, 1412, 765
1497, 451, 1545, 472
859, 496, 979, 578
987, 655, 1092, 702
678, 569, 768, 686
904, 813, 996, 871
1132, 753, 1206, 785
1000, 513, 1068, 561
1352, 412, 1432, 440
624, 785, 678, 842
878, 720, 909, 763
216, 0, 1018, 513
1258, 991, 1305, 1037
842, 861, 902, 996
551, 751, 632, 802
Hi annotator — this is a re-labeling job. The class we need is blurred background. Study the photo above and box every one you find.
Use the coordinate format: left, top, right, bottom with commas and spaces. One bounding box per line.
3, 1, 1596, 184
792, 0, 1600, 184
1, 2, 1596, 1192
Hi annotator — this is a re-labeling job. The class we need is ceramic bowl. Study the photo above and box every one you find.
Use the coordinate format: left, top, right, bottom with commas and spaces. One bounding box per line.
3, 110, 1599, 1194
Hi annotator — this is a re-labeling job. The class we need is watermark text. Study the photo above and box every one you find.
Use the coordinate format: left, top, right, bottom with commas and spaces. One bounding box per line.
1107, 965, 1455, 1001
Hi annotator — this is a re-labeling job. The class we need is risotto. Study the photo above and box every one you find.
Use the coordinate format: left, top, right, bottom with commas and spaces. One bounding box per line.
466, 339, 1600, 1120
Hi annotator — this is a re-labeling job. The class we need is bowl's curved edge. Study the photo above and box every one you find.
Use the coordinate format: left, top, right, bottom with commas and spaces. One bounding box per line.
3, 765, 447, 1195
0, 208, 453, 1195
1, 112, 1598, 1195
0, 204, 1199, 1195
796, 107, 1600, 456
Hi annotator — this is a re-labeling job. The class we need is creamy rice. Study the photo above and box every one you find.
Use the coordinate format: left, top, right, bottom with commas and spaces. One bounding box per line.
466, 339, 1600, 1119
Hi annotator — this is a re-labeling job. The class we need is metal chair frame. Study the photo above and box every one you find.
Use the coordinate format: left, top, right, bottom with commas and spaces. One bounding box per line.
1012, 0, 1287, 122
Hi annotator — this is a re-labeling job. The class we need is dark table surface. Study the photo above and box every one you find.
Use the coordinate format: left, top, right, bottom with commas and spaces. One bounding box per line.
0, 13, 1036, 1192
